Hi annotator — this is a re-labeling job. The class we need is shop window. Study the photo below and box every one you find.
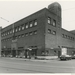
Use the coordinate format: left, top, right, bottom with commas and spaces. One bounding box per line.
34, 19, 37, 26
48, 17, 51, 24
53, 19, 56, 26
48, 29, 51, 33
46, 51, 49, 55
41, 51, 45, 55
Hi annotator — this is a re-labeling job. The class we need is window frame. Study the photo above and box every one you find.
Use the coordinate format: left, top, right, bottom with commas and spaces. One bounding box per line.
48, 17, 51, 24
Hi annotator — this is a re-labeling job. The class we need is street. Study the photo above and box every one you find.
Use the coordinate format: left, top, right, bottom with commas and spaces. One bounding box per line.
0, 57, 75, 73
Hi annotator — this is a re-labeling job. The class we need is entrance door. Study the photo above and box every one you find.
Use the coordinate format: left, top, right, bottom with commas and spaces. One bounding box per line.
12, 50, 16, 57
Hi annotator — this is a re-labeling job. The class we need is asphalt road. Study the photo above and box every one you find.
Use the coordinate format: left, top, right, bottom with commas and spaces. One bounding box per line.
0, 57, 75, 73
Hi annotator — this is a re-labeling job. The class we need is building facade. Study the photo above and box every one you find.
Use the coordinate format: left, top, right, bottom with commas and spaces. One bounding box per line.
1, 2, 75, 58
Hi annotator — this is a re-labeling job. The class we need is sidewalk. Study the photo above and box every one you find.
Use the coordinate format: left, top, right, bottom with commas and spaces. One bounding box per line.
0, 56, 59, 63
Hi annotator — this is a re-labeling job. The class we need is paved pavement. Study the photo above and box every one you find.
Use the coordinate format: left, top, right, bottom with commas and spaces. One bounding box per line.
0, 57, 75, 73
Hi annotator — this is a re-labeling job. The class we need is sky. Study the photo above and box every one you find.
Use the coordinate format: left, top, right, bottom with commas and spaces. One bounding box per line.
0, 0, 75, 31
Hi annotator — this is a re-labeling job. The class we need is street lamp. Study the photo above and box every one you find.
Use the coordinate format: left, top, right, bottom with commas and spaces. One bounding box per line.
0, 17, 16, 57
0, 17, 9, 22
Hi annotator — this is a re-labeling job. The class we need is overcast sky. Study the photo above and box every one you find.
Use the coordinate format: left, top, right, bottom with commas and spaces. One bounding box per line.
0, 0, 75, 31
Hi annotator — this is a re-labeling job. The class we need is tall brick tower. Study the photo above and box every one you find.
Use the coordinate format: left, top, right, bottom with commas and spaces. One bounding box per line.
48, 2, 61, 28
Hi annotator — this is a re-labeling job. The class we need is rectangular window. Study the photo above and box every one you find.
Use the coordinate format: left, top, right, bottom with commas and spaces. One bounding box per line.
15, 36, 18, 39
68, 36, 70, 39
18, 35, 21, 38
34, 19, 37, 26
7, 31, 9, 35
71, 37, 72, 40
18, 26, 21, 31
10, 30, 12, 34
73, 37, 74, 40
22, 24, 25, 30
53, 19, 56, 26
15, 27, 18, 32
34, 30, 37, 34
48, 29, 51, 33
52, 31, 56, 35
48, 17, 51, 24
29, 32, 33, 35
21, 34, 24, 37
13, 29, 15, 33
1, 34, 3, 37
62, 34, 64, 37
4, 33, 5, 36
6, 32, 7, 36
29, 21, 33, 27
65, 35, 67, 38
25, 33, 28, 36
25, 23, 28, 29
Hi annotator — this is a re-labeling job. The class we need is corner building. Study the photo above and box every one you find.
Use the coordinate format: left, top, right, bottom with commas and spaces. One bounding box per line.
1, 2, 75, 57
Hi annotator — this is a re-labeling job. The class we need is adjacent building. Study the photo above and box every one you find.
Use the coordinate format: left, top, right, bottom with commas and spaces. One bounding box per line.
1, 2, 75, 58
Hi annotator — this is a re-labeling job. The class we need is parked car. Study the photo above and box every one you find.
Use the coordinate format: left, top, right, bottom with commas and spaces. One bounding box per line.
60, 55, 72, 60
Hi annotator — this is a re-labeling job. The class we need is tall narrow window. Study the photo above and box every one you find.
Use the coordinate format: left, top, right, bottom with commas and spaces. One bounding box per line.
22, 24, 24, 30
15, 27, 18, 32
29, 21, 33, 27
34, 19, 37, 26
48, 17, 51, 24
62, 34, 64, 37
19, 26, 21, 31
25, 23, 28, 29
34, 30, 37, 34
10, 30, 12, 34
48, 29, 51, 33
7, 31, 9, 35
53, 19, 56, 26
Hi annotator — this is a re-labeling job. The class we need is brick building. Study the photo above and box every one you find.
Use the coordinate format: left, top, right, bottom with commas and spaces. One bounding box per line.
1, 2, 75, 58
